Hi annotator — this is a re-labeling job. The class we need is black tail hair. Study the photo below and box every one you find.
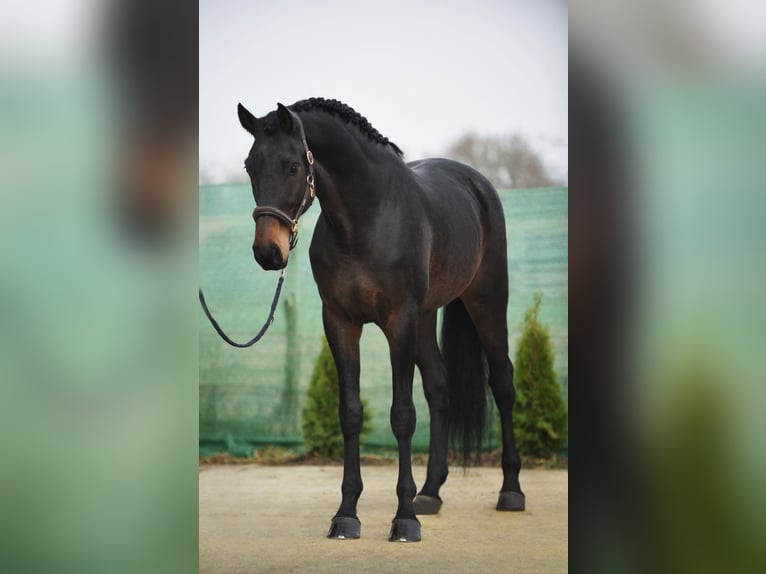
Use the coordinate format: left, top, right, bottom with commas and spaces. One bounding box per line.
441, 298, 488, 465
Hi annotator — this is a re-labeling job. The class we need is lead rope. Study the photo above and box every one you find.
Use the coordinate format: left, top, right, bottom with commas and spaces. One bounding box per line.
198, 269, 285, 348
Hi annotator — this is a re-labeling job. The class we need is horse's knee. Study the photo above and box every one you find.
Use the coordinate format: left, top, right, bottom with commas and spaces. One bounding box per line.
390, 404, 416, 439
340, 400, 364, 436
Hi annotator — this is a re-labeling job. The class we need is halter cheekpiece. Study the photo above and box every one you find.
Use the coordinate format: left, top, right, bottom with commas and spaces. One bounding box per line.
252, 108, 316, 250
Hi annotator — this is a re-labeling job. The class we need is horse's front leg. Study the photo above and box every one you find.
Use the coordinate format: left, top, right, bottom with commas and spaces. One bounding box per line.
383, 306, 421, 542
322, 305, 364, 539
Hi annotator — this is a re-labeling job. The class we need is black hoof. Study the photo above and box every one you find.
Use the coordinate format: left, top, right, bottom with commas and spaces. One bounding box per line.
389, 518, 421, 542
496, 491, 525, 511
327, 516, 361, 539
413, 494, 442, 515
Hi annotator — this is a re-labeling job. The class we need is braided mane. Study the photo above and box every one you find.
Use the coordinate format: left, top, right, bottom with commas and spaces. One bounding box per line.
291, 97, 403, 158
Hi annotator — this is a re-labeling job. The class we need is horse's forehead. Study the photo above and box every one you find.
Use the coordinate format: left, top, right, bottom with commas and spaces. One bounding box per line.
250, 131, 299, 159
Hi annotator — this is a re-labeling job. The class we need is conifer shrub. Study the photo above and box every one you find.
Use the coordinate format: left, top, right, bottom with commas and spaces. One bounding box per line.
513, 293, 568, 458
301, 336, 372, 458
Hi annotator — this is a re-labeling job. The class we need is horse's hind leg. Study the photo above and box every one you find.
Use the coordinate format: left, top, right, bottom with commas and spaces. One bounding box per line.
413, 310, 449, 515
462, 265, 525, 511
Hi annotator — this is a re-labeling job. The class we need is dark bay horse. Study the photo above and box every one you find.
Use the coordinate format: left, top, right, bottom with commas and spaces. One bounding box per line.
237, 98, 524, 542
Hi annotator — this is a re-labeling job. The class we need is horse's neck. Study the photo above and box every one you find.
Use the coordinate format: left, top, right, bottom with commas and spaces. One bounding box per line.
304, 116, 407, 243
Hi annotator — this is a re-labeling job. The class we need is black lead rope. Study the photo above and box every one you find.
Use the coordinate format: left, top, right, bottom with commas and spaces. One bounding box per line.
198, 270, 285, 348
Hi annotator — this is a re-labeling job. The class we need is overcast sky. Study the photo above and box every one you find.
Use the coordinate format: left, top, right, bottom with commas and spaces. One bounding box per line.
200, 0, 568, 183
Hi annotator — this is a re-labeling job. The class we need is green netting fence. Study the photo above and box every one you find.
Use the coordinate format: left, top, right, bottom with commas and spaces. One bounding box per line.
200, 184, 568, 455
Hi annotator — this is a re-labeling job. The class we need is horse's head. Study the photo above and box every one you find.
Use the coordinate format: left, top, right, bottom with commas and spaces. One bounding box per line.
238, 102, 314, 270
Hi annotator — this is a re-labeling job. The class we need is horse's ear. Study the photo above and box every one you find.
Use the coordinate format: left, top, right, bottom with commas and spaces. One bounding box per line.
276, 102, 293, 132
238, 103, 259, 135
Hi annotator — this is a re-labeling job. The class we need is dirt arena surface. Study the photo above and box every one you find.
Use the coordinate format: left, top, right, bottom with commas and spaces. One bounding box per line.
200, 464, 567, 573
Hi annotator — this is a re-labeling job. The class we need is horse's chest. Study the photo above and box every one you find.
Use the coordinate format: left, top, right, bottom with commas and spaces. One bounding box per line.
314, 263, 394, 325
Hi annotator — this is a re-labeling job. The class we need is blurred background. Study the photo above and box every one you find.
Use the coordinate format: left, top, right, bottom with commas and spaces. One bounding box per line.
0, 0, 197, 572
570, 1, 766, 573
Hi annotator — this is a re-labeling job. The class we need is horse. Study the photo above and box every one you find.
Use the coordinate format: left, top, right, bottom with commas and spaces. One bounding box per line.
236, 98, 525, 542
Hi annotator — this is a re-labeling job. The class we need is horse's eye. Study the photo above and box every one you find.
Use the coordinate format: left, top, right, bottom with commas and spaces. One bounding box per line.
289, 162, 299, 175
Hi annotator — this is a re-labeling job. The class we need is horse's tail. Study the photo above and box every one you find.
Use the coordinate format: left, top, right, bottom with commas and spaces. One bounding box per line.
442, 298, 488, 465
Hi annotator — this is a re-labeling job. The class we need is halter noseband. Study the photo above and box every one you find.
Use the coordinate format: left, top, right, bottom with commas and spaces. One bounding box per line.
252, 108, 316, 250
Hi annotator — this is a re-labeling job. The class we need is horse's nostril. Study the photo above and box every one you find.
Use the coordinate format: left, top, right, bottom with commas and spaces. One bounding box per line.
253, 242, 284, 270
269, 243, 283, 265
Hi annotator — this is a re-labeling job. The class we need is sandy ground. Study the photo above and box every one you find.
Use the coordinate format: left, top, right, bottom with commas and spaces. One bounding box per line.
199, 464, 567, 573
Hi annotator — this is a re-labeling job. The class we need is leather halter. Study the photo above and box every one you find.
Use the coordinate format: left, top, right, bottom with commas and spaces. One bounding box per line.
252, 109, 316, 250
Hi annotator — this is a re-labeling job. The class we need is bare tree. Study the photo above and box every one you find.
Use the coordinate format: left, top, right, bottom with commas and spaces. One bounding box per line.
446, 133, 554, 189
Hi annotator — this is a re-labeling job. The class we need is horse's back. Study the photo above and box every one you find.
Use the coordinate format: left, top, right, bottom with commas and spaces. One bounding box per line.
408, 158, 506, 242
407, 158, 503, 224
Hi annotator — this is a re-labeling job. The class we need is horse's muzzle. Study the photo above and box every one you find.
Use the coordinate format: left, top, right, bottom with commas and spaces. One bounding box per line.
253, 242, 286, 270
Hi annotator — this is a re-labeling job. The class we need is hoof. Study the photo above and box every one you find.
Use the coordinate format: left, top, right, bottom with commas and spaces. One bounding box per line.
413, 494, 442, 515
496, 491, 525, 511
327, 516, 361, 539
389, 518, 421, 542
